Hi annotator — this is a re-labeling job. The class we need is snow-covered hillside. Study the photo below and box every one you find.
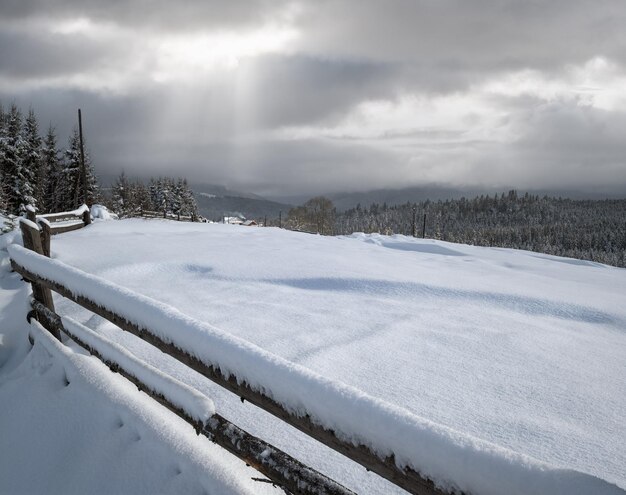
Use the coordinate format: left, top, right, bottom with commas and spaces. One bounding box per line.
1, 219, 625, 494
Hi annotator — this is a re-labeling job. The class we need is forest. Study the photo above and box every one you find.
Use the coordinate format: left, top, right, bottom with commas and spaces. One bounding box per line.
285, 192, 626, 267
0, 102, 99, 216
333, 191, 626, 268
0, 102, 198, 223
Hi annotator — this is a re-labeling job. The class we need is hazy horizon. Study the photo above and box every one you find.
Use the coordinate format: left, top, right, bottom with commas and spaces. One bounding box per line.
2, 1, 626, 198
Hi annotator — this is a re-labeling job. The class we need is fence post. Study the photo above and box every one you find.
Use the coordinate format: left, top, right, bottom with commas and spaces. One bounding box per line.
19, 220, 59, 339
26, 205, 37, 223
38, 220, 51, 257
82, 207, 91, 226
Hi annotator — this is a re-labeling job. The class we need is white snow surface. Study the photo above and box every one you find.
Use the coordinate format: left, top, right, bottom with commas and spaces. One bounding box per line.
7, 240, 626, 495
90, 204, 118, 220
2, 219, 625, 494
0, 230, 275, 495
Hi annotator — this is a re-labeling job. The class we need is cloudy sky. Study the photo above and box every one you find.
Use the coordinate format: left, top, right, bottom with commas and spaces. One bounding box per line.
2, 0, 626, 198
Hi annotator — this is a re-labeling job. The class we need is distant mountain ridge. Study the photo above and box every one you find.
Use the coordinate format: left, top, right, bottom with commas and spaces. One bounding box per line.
193, 190, 292, 222
189, 183, 267, 201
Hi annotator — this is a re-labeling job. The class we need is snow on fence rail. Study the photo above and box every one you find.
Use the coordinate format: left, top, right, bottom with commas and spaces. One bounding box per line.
9, 221, 625, 495
25, 204, 91, 256
28, 301, 350, 495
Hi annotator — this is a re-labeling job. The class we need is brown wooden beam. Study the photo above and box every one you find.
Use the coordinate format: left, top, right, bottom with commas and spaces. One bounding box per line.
40, 213, 84, 222
38, 220, 51, 257
17, 223, 58, 339
49, 222, 86, 235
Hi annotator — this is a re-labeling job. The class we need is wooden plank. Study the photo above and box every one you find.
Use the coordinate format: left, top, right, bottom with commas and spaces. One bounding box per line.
11, 260, 448, 495
40, 212, 82, 222
39, 221, 51, 257
30, 300, 355, 495
50, 222, 85, 235
26, 207, 37, 223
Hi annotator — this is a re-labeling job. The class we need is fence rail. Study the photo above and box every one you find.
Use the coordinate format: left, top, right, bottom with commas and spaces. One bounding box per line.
138, 210, 196, 222
28, 205, 91, 255
12, 214, 449, 495
28, 300, 354, 495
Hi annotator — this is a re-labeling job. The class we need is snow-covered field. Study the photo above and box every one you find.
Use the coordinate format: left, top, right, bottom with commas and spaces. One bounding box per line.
1, 218, 625, 494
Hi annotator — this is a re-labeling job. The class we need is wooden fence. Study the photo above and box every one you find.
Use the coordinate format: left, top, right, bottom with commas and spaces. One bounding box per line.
138, 209, 197, 222
12, 215, 449, 495
27, 205, 91, 257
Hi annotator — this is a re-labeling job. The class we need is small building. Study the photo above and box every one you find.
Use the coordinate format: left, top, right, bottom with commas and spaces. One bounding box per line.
242, 220, 258, 226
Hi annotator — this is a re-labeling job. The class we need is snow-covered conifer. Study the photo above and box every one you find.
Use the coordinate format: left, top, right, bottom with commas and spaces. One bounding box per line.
1, 104, 34, 214
41, 126, 62, 212
22, 109, 42, 209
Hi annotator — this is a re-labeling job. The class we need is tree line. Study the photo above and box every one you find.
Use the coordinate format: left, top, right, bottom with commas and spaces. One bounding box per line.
0, 102, 199, 222
0, 102, 100, 215
288, 190, 626, 268
110, 172, 198, 219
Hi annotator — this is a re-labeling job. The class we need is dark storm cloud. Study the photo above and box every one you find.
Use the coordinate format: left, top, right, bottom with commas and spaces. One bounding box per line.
0, 0, 293, 32
297, 0, 626, 70
0, 29, 121, 79
508, 102, 626, 185
240, 55, 399, 126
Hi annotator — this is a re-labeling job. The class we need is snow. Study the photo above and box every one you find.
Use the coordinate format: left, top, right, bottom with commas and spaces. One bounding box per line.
90, 204, 118, 220
37, 215, 51, 227
61, 315, 215, 423
69, 203, 90, 216
18, 216, 40, 231
0, 231, 276, 495
2, 219, 625, 494
0, 318, 269, 495
7, 240, 626, 495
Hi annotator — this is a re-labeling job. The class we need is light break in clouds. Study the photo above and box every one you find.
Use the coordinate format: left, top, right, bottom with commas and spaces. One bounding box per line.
1, 0, 626, 197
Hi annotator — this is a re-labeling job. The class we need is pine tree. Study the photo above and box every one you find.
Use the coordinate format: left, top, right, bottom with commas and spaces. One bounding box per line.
22, 109, 42, 209
133, 181, 152, 212
111, 171, 129, 216
2, 104, 34, 214
149, 178, 159, 210
41, 126, 62, 213
0, 103, 7, 211
180, 178, 198, 218
172, 178, 183, 216
61, 128, 100, 210
58, 128, 82, 210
